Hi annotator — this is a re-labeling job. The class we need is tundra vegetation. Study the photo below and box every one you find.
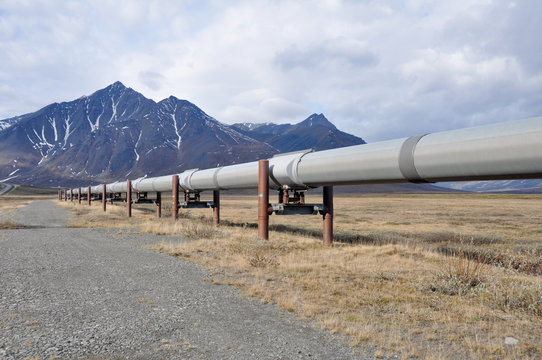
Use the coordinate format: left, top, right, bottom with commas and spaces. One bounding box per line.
56, 193, 541, 359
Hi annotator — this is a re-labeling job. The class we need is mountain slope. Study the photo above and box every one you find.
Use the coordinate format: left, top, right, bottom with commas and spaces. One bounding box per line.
0, 82, 276, 186
232, 113, 366, 152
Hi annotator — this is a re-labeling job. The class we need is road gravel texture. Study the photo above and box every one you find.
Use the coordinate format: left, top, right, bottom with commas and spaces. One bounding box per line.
0, 200, 371, 359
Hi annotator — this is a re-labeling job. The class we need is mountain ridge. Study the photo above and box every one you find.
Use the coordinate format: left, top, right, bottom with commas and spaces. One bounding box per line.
0, 82, 365, 187
231, 113, 365, 153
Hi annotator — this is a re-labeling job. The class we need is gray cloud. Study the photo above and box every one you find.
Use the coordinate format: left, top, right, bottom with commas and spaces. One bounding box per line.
274, 39, 379, 71
138, 70, 165, 91
0, 1, 541, 142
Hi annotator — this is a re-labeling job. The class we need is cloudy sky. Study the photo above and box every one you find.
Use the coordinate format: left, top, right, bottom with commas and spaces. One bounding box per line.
1, 0, 541, 142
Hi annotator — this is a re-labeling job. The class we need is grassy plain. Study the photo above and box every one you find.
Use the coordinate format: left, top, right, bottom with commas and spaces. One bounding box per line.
58, 193, 542, 359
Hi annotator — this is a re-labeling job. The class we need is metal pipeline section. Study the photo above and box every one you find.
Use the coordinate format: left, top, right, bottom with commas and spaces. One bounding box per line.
86, 116, 542, 193
107, 181, 128, 193
297, 116, 542, 187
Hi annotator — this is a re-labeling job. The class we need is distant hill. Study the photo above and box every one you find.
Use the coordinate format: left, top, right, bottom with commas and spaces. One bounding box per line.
232, 113, 366, 152
0, 82, 365, 187
437, 179, 542, 193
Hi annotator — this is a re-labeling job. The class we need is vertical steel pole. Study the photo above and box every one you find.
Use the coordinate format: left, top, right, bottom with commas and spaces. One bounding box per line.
64, 189, 67, 202
258, 159, 269, 240
102, 184, 106, 212
87, 186, 91, 206
78, 187, 81, 204
126, 179, 132, 217
172, 175, 179, 221
156, 192, 162, 218
58, 190, 61, 201
323, 186, 334, 246
70, 188, 73, 202
213, 190, 220, 227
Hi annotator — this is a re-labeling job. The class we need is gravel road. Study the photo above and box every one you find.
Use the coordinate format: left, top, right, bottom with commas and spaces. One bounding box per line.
0, 200, 371, 359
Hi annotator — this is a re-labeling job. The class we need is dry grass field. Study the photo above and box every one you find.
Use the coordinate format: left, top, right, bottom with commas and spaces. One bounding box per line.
58, 193, 542, 359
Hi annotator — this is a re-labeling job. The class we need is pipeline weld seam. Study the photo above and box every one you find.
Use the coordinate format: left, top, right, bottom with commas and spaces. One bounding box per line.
398, 134, 430, 184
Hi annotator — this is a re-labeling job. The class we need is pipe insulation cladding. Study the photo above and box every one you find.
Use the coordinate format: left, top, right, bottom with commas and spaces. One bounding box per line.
85, 117, 542, 194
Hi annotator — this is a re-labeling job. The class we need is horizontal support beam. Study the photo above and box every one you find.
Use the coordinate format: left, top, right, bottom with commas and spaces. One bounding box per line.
179, 201, 214, 209
271, 203, 324, 216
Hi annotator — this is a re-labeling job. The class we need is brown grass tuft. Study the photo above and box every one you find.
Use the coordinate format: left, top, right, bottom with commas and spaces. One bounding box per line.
428, 249, 490, 296
486, 279, 542, 317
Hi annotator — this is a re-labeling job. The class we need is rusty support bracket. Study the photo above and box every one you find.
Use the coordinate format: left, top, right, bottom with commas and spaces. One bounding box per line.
87, 186, 91, 206
184, 191, 201, 202
70, 189, 73, 202
78, 188, 81, 204
281, 188, 306, 205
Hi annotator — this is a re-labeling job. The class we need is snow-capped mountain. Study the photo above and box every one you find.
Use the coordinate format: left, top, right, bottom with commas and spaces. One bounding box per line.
0, 82, 364, 187
0, 116, 23, 131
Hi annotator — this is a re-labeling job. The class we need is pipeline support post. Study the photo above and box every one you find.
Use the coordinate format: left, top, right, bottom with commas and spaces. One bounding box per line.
87, 186, 91, 206
64, 190, 67, 202
213, 190, 220, 227
322, 186, 333, 246
126, 179, 132, 217
156, 192, 162, 218
172, 174, 179, 221
58, 190, 61, 201
102, 184, 106, 212
258, 159, 269, 240
78, 188, 81, 204
282, 188, 289, 204
70, 189, 73, 202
